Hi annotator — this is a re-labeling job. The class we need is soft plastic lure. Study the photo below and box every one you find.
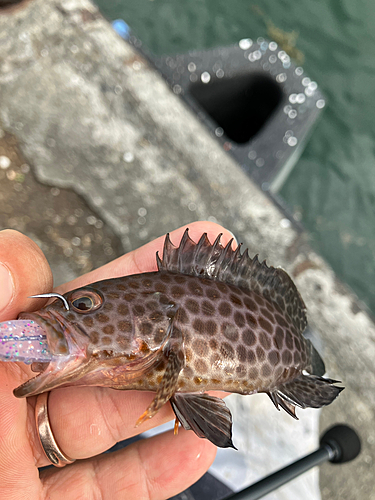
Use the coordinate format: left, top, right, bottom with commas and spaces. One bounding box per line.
0, 292, 69, 364
0, 319, 51, 364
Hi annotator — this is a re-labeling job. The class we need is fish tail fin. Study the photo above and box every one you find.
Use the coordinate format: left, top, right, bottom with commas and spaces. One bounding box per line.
268, 373, 344, 418
305, 338, 326, 377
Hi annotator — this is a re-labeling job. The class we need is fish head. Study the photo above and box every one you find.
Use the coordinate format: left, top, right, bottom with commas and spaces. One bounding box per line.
14, 279, 166, 398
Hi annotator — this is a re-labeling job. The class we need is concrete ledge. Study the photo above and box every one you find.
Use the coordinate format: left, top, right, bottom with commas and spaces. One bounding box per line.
0, 1, 374, 498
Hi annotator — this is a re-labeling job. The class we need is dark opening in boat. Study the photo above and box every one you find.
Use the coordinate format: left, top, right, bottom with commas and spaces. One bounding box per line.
190, 73, 283, 144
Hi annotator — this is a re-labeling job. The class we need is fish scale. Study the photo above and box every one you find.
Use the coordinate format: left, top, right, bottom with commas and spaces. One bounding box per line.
83, 272, 307, 395
1, 229, 343, 449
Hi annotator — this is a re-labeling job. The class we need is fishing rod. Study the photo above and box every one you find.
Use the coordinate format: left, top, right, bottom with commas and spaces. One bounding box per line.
223, 424, 361, 500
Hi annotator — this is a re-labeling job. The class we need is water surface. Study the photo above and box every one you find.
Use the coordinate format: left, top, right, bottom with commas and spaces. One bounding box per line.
96, 0, 375, 314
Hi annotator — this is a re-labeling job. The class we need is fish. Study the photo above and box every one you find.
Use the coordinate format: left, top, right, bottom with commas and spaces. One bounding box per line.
12, 229, 343, 449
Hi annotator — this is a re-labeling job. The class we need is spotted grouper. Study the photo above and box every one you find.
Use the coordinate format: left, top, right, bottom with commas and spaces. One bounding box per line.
12, 230, 343, 448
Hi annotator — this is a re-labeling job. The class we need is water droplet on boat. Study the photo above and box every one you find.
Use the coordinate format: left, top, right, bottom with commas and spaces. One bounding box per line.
239, 39, 253, 50
87, 215, 97, 225
201, 72, 211, 83
302, 77, 311, 87
280, 218, 291, 228
248, 150, 257, 160
0, 156, 11, 170
276, 73, 287, 83
71, 237, 81, 246
123, 152, 134, 163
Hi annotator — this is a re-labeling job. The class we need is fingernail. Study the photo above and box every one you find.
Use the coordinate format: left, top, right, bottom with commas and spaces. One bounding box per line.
0, 263, 14, 312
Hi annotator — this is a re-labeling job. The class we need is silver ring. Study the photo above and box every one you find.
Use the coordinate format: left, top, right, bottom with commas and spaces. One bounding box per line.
35, 392, 76, 467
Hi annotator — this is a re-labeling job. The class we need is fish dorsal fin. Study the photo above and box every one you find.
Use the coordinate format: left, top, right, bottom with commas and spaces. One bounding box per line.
157, 229, 307, 334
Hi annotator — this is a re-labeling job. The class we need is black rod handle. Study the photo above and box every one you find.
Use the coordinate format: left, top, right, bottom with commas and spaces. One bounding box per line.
222, 445, 333, 500
222, 424, 360, 500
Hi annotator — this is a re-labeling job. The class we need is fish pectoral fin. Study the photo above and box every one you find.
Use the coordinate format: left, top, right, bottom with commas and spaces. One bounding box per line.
170, 393, 236, 450
269, 374, 344, 418
136, 323, 184, 426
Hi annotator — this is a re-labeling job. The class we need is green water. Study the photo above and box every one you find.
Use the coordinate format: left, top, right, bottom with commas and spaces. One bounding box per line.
96, 0, 375, 314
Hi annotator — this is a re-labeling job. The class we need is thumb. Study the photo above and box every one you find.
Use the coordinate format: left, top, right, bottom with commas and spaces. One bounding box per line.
0, 230, 53, 321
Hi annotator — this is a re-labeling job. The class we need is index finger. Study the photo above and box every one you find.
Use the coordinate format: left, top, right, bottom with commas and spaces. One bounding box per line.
55, 221, 236, 294
0, 229, 53, 321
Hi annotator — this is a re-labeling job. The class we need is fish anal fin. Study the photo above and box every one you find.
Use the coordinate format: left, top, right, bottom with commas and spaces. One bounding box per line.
136, 318, 184, 426
268, 391, 298, 420
170, 393, 236, 449
269, 374, 344, 419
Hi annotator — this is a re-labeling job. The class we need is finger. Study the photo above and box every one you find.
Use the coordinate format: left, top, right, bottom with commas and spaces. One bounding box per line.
0, 229, 53, 320
40, 428, 217, 500
28, 385, 228, 467
55, 221, 237, 294
0, 367, 43, 500
29, 387, 175, 467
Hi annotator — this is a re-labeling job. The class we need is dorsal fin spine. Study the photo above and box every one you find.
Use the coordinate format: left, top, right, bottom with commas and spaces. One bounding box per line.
207, 233, 222, 278
178, 229, 192, 271
215, 238, 234, 279
156, 251, 162, 270
158, 229, 307, 334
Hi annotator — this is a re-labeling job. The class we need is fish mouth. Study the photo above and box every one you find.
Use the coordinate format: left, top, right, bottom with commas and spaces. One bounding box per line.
18, 309, 81, 357
14, 311, 89, 398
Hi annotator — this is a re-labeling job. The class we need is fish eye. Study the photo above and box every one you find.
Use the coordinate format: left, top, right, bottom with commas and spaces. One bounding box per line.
69, 290, 103, 314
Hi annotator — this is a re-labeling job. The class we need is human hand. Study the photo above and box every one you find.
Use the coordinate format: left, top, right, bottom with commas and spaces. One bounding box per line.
0, 221, 234, 500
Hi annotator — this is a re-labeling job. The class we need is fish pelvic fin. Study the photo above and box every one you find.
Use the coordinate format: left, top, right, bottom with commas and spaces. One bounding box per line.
268, 373, 344, 418
157, 229, 307, 334
170, 393, 236, 449
136, 317, 184, 426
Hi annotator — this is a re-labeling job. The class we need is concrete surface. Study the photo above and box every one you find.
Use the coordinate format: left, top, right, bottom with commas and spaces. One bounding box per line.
0, 1, 374, 498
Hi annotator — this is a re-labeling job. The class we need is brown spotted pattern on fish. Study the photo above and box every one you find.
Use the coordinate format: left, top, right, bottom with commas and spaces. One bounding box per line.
14, 229, 344, 449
